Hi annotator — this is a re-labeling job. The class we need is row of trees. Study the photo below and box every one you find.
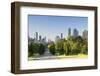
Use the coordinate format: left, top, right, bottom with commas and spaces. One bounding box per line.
28, 43, 45, 57
28, 36, 88, 57
48, 36, 88, 55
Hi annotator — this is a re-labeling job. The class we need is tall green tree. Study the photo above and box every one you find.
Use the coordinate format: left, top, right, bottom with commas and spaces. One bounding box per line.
55, 39, 65, 55
38, 43, 45, 55
48, 43, 56, 55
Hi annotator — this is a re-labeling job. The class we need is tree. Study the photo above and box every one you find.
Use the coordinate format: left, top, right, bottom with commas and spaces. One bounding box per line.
71, 42, 80, 55
33, 43, 40, 55
28, 43, 38, 57
66, 36, 84, 55
28, 43, 45, 57
55, 39, 65, 55
73, 36, 84, 54
63, 40, 72, 55
48, 43, 56, 55
67, 36, 76, 55
38, 43, 45, 55
28, 43, 33, 57
81, 39, 88, 54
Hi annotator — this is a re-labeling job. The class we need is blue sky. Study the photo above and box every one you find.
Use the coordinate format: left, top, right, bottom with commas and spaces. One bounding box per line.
28, 15, 88, 41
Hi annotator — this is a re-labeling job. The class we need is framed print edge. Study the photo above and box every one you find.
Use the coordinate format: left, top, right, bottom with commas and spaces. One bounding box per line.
11, 2, 98, 74
11, 2, 20, 74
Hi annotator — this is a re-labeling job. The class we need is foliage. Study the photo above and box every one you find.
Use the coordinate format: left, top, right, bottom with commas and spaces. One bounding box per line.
28, 43, 45, 57
54, 36, 88, 55
48, 43, 56, 55
55, 39, 65, 55
28, 35, 88, 57
38, 43, 45, 55
28, 43, 34, 57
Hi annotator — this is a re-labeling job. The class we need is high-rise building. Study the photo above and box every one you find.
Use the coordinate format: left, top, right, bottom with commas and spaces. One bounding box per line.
44, 37, 46, 42
68, 28, 71, 36
35, 32, 38, 41
73, 28, 79, 37
82, 30, 88, 40
55, 36, 60, 42
42, 37, 46, 43
61, 33, 63, 39
39, 35, 42, 41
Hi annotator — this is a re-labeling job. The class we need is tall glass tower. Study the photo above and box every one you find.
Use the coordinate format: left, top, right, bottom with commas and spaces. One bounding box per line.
73, 28, 79, 37
68, 28, 71, 36
61, 33, 63, 39
35, 32, 38, 41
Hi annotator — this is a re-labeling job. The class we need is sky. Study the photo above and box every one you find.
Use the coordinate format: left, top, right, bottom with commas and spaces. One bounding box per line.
28, 15, 88, 41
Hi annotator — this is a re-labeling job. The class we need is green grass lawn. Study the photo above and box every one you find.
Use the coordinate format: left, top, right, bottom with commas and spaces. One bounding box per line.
57, 54, 88, 59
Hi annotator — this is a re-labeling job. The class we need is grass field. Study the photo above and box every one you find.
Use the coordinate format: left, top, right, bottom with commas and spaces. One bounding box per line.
57, 54, 88, 59
28, 54, 88, 61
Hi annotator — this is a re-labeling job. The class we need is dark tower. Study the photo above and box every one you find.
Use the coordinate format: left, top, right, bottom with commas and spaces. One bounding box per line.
35, 32, 38, 41
39, 35, 42, 41
61, 33, 63, 39
68, 28, 71, 36
73, 28, 79, 37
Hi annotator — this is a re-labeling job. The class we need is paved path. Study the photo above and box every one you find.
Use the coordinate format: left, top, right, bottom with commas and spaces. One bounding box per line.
43, 47, 52, 56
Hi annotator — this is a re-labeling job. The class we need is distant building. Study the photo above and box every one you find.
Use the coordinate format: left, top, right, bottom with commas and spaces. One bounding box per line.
82, 30, 88, 40
48, 39, 54, 44
48, 39, 52, 43
35, 32, 38, 41
61, 33, 63, 39
55, 36, 60, 43
73, 28, 79, 37
30, 32, 47, 45
68, 28, 71, 36
28, 37, 34, 44
39, 35, 42, 41
42, 37, 46, 43
34, 32, 38, 43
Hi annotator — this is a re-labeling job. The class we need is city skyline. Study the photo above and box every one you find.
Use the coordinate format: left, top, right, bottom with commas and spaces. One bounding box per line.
29, 15, 88, 41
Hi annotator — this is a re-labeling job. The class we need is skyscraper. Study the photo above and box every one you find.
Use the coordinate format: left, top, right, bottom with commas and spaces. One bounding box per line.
55, 36, 60, 43
42, 37, 46, 43
39, 35, 42, 41
35, 32, 38, 41
82, 30, 88, 40
61, 33, 63, 39
68, 28, 71, 36
73, 28, 79, 37
44, 36, 46, 42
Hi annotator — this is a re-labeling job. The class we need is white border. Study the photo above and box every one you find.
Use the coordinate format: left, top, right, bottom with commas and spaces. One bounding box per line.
20, 7, 95, 70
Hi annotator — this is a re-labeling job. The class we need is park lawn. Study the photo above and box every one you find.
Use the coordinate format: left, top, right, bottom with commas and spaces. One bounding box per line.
28, 54, 88, 61
77, 54, 88, 58
57, 54, 88, 59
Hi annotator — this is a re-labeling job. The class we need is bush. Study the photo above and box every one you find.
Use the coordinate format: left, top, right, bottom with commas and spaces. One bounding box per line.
38, 43, 45, 55
28, 43, 45, 56
48, 43, 56, 55
55, 40, 65, 55
28, 43, 34, 57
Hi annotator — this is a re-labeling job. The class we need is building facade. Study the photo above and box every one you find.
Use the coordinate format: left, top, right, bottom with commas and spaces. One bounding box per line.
68, 28, 71, 36
73, 28, 79, 37
82, 30, 88, 40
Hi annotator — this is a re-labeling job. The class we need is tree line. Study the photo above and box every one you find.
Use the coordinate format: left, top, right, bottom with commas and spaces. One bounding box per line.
48, 36, 88, 55
28, 43, 46, 57
28, 36, 88, 57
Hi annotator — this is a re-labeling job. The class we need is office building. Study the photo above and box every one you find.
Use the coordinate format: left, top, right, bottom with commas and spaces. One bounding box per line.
73, 28, 79, 37
82, 30, 88, 40
61, 33, 63, 39
68, 28, 71, 36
